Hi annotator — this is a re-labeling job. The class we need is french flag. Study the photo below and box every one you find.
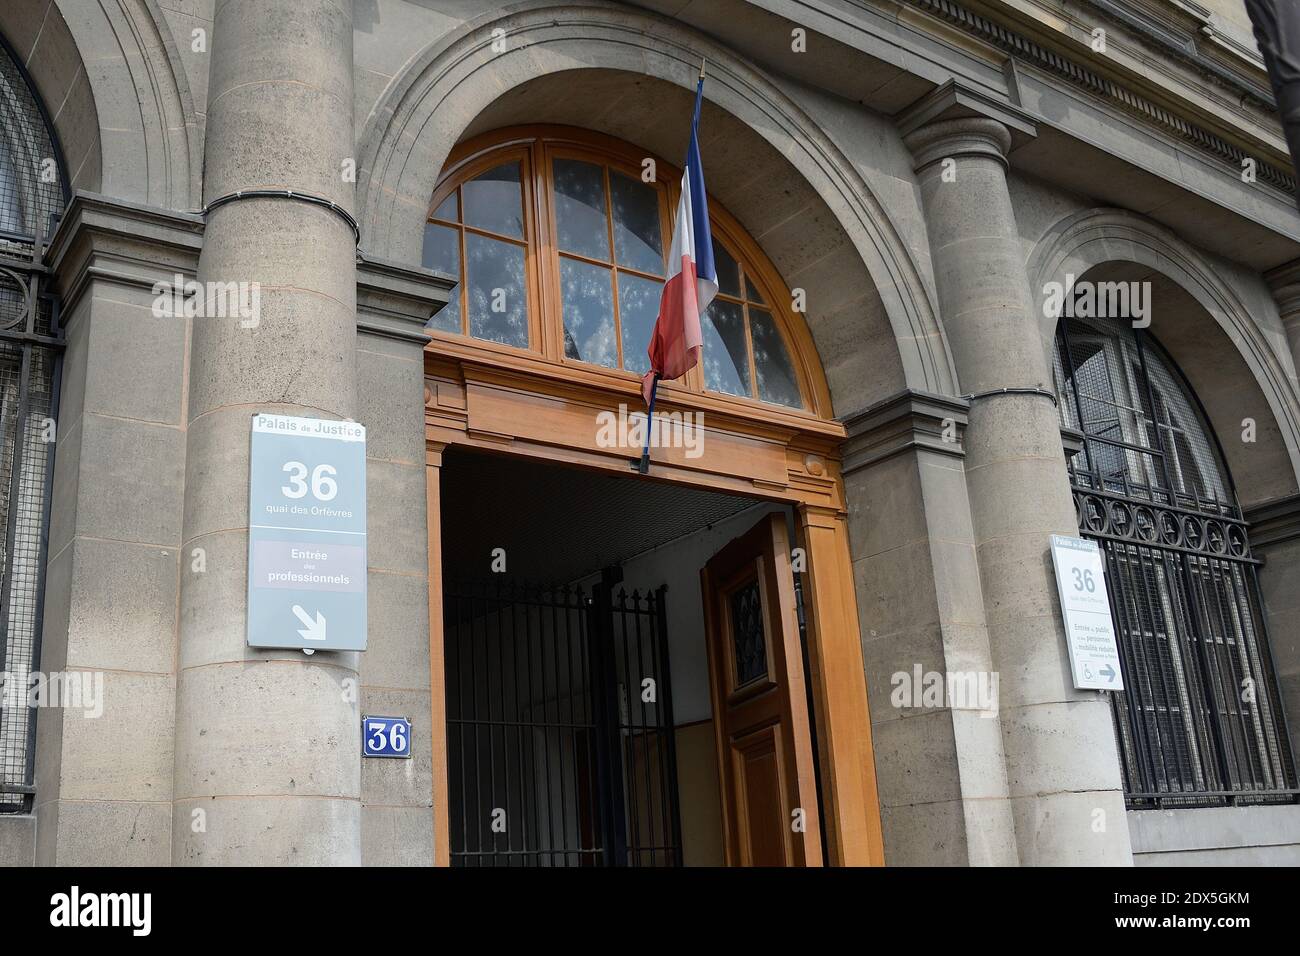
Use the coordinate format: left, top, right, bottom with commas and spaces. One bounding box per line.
642, 73, 717, 406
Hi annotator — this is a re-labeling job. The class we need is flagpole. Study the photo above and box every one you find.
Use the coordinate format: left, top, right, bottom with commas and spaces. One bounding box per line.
635, 59, 705, 476
637, 375, 661, 474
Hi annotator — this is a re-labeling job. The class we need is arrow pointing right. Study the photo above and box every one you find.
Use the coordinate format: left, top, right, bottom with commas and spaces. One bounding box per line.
292, 604, 327, 643
1100, 663, 1116, 682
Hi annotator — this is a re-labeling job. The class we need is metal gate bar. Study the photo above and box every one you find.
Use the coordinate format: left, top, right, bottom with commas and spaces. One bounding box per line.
1077, 475, 1298, 807
445, 578, 683, 866
0, 220, 62, 814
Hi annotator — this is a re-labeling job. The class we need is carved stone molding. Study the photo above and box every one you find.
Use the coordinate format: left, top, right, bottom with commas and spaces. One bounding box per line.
46, 191, 204, 317
356, 253, 453, 345
1244, 492, 1300, 550
909, 0, 1295, 194
840, 388, 970, 474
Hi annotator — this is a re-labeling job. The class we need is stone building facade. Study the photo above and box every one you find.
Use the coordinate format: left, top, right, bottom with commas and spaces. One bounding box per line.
0, 0, 1297, 866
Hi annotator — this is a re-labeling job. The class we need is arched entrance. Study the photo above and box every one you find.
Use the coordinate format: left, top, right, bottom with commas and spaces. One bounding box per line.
421, 125, 883, 865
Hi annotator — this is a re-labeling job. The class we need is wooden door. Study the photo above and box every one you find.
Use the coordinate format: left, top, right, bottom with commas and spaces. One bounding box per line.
701, 513, 822, 866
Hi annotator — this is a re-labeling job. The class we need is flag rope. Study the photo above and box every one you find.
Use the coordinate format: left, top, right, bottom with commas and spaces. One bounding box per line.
637, 374, 661, 474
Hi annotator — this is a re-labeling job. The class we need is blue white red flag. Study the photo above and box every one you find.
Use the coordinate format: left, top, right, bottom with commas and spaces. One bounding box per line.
642, 75, 717, 405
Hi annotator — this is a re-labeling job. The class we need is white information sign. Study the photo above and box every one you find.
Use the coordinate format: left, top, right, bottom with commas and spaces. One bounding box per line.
1049, 534, 1124, 691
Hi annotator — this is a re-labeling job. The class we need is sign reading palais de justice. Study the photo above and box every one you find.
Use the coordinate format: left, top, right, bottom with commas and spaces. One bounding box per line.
247, 413, 367, 652
1049, 534, 1124, 692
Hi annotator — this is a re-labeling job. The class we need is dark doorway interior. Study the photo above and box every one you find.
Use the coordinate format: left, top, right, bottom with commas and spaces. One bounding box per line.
439, 448, 758, 866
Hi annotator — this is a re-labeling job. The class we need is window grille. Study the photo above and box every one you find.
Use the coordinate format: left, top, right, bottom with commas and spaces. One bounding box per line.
0, 33, 67, 814
1054, 314, 1297, 808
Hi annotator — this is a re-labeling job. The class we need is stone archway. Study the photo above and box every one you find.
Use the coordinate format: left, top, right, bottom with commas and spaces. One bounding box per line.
0, 0, 200, 209
354, 0, 955, 413
1028, 207, 1300, 508
1029, 206, 1300, 782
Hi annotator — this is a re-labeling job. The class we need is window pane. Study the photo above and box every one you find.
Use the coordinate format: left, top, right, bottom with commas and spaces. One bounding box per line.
432, 191, 458, 222
730, 578, 767, 685
610, 171, 663, 275
750, 308, 801, 407
745, 273, 764, 304
463, 161, 523, 238
465, 233, 528, 347
559, 257, 617, 368
422, 222, 460, 276
553, 158, 610, 260
427, 284, 461, 333
712, 239, 740, 297
701, 298, 749, 397
618, 272, 662, 376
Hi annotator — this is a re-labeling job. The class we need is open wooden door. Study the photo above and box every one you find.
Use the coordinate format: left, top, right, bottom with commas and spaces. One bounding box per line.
701, 512, 822, 866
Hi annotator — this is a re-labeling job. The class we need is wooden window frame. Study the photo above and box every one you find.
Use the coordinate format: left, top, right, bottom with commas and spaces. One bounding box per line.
425, 125, 829, 419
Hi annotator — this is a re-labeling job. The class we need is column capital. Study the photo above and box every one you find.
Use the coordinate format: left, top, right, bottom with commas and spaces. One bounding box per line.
1244, 492, 1300, 550
839, 387, 969, 474
356, 252, 453, 346
1265, 259, 1300, 319
897, 79, 1036, 172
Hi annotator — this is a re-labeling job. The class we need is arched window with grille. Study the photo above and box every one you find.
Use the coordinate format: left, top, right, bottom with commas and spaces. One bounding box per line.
1053, 314, 1297, 808
421, 128, 817, 414
0, 34, 67, 815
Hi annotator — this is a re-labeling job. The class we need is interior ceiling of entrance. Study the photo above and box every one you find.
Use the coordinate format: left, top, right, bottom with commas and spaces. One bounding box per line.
458, 68, 903, 414
440, 449, 760, 585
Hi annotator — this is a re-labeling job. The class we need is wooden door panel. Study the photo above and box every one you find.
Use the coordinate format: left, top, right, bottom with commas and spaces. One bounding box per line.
731, 724, 788, 866
702, 512, 821, 866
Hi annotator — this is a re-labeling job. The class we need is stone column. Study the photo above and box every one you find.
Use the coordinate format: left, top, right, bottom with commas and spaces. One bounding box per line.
1243, 494, 1300, 765
354, 256, 448, 865
173, 0, 361, 864
1267, 261, 1300, 382
841, 389, 1019, 866
32, 195, 202, 866
1255, 269, 1300, 769
901, 88, 1131, 865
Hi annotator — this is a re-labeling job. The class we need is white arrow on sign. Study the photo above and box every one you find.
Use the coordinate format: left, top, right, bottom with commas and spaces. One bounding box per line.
292, 605, 327, 642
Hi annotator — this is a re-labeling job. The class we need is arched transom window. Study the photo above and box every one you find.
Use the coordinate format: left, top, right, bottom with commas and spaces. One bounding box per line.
422, 128, 811, 411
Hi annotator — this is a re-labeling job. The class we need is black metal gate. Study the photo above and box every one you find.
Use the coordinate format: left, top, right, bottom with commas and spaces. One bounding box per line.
445, 573, 683, 866
0, 222, 62, 814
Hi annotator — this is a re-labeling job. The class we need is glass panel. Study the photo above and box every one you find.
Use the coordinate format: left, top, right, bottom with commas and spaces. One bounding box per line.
427, 284, 461, 333
559, 256, 617, 368
422, 222, 460, 276
730, 579, 767, 686
464, 232, 528, 347
462, 161, 523, 238
744, 273, 765, 304
712, 239, 741, 297
700, 298, 749, 397
553, 158, 610, 260
749, 308, 802, 407
610, 170, 664, 275
432, 191, 458, 222
617, 272, 662, 376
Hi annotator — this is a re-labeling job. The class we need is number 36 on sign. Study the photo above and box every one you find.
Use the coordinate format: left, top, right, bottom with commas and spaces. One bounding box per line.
1049, 534, 1125, 692
362, 715, 412, 758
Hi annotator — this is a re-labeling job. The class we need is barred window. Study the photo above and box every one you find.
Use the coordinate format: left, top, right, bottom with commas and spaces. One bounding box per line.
0, 34, 67, 814
1054, 314, 1297, 808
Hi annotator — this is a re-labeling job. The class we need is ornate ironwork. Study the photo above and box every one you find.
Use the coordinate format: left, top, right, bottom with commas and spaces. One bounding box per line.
1056, 315, 1297, 809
